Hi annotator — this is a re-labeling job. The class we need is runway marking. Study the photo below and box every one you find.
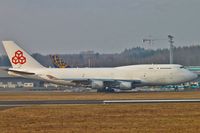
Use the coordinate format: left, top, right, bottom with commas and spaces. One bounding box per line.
103, 99, 200, 104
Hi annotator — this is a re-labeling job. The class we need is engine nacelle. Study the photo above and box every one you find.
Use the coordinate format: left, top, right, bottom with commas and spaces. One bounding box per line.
91, 80, 104, 89
119, 81, 133, 90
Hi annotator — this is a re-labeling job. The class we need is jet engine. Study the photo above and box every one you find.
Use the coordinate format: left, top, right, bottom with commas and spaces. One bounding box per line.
119, 81, 133, 90
91, 80, 104, 89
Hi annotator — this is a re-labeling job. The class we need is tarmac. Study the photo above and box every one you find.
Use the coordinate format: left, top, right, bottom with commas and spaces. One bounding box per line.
1, 99, 200, 107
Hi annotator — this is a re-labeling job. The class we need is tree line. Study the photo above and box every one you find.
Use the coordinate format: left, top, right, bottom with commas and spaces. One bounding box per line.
1, 45, 200, 67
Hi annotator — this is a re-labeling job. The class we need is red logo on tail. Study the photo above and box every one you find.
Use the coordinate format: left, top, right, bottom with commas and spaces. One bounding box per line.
12, 50, 26, 64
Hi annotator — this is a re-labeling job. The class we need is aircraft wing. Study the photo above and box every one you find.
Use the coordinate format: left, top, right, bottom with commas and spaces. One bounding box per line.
3, 68, 143, 89
71, 78, 143, 88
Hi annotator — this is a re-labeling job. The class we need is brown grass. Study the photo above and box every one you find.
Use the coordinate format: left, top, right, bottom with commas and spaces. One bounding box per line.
0, 91, 200, 133
0, 91, 200, 101
0, 103, 200, 133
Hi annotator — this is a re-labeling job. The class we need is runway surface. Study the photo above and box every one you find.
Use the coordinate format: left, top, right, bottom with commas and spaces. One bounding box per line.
1, 99, 200, 106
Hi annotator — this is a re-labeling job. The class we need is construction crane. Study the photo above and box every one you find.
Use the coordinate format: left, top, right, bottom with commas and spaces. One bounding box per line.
142, 35, 175, 64
50, 55, 71, 68
142, 36, 166, 44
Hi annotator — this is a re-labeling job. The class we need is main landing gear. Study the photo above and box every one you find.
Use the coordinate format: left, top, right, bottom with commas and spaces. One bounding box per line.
97, 87, 115, 93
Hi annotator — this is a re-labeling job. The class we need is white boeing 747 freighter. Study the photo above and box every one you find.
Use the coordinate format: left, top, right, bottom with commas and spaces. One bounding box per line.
1, 41, 197, 90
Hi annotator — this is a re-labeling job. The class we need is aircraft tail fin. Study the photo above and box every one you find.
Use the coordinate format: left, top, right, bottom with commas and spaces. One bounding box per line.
2, 41, 44, 68
50, 55, 71, 68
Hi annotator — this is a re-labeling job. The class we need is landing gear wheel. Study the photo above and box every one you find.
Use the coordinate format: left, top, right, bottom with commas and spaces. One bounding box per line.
97, 88, 115, 93
105, 87, 115, 93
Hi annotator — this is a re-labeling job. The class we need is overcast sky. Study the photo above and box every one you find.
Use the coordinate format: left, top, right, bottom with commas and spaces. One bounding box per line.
0, 0, 199, 54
